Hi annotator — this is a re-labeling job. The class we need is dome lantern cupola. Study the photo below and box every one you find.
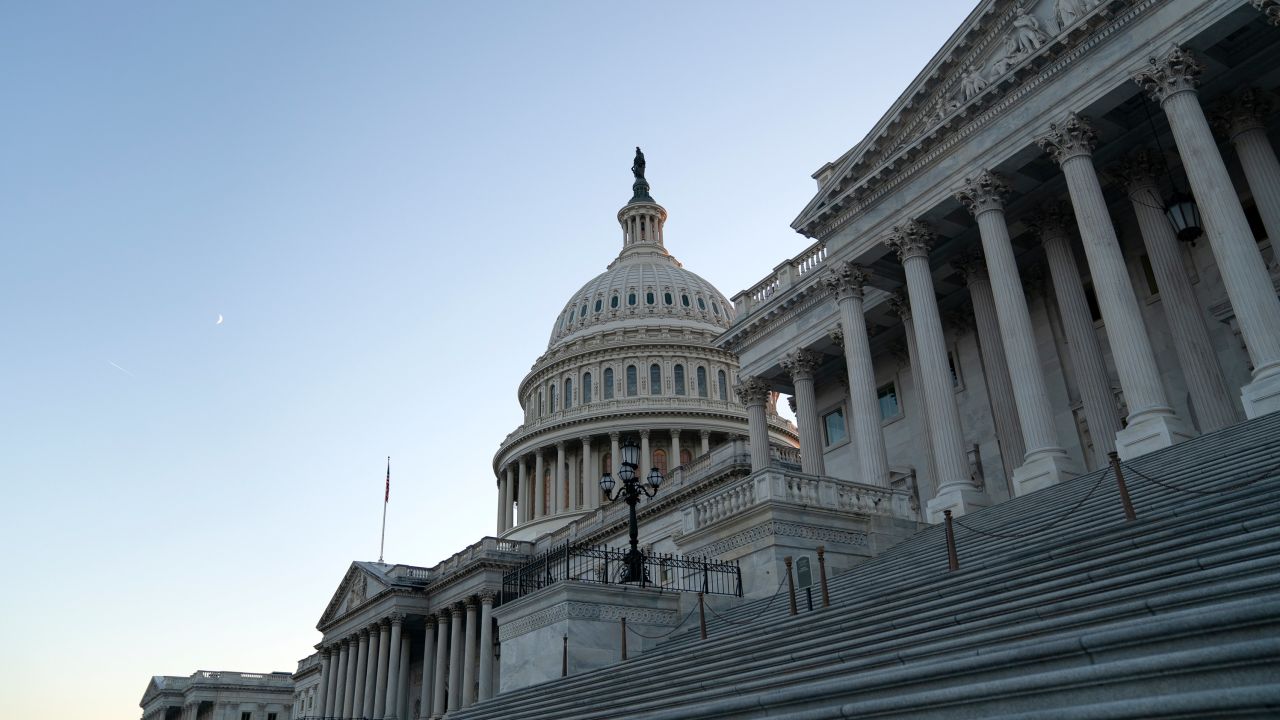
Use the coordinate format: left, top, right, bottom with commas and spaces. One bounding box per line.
617, 147, 669, 260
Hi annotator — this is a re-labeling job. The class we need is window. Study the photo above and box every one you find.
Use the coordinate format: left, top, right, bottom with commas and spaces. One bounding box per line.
563, 378, 573, 409
646, 291, 655, 305
712, 302, 721, 316
653, 448, 668, 475
674, 364, 686, 395
628, 292, 637, 306
680, 448, 692, 465
241, 714, 251, 720
877, 382, 900, 420
664, 292, 673, 305
697, 297, 707, 311
611, 294, 620, 309
626, 365, 638, 396
601, 452, 612, 477
550, 384, 557, 412
595, 299, 603, 312
682, 293, 691, 307
538, 389, 544, 416
718, 369, 728, 400
580, 303, 588, 318
823, 407, 848, 446
583, 372, 593, 403
604, 368, 615, 399
269, 714, 278, 720
696, 366, 708, 397
650, 364, 662, 395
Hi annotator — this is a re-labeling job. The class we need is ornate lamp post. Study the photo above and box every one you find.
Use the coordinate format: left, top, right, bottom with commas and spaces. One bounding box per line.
599, 438, 663, 583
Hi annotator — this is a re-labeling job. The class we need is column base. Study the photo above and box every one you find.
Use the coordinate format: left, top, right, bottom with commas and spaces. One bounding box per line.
1115, 411, 1195, 459
926, 485, 989, 523
1011, 450, 1081, 497
1241, 370, 1280, 419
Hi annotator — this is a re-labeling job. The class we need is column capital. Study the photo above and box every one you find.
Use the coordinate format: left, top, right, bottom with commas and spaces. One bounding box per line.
1134, 45, 1202, 105
388, 612, 405, 626
669, 428, 681, 438
1213, 87, 1273, 140
699, 429, 711, 439
888, 290, 912, 320
885, 219, 936, 262
608, 431, 620, 441
734, 377, 771, 407
437, 607, 453, 621
453, 600, 468, 613
366, 622, 381, 634
556, 440, 566, 451
951, 249, 987, 284
955, 170, 1009, 216
424, 614, 437, 628
579, 435, 591, 446
1107, 148, 1164, 194
828, 324, 844, 349
464, 596, 479, 610
1028, 203, 1075, 240
1252, 0, 1280, 26
1037, 112, 1098, 165
536, 447, 545, 459
638, 428, 650, 439
479, 590, 496, 604
821, 260, 869, 301
358, 627, 370, 639
787, 395, 798, 413
781, 349, 822, 381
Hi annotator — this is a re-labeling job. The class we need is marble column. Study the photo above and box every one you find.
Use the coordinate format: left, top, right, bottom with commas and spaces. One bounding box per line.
447, 604, 464, 712
352, 630, 369, 719
317, 649, 332, 720
394, 638, 410, 720
461, 598, 479, 707
639, 430, 651, 481
953, 251, 1026, 480
333, 640, 349, 720
554, 442, 566, 513
823, 261, 891, 486
886, 220, 986, 520
956, 172, 1080, 494
534, 450, 546, 520
609, 432, 621, 479
736, 378, 771, 471
700, 429, 711, 456
1136, 47, 1280, 417
328, 643, 343, 720
669, 429, 681, 475
782, 349, 826, 476
1035, 207, 1121, 463
417, 617, 436, 719
1038, 113, 1192, 457
372, 621, 390, 720
517, 459, 529, 524
431, 611, 450, 719
478, 593, 495, 701
1115, 150, 1239, 431
580, 436, 594, 509
890, 295, 939, 502
497, 468, 510, 533
1218, 88, 1280, 275
382, 615, 403, 719
183, 703, 199, 720
362, 625, 379, 720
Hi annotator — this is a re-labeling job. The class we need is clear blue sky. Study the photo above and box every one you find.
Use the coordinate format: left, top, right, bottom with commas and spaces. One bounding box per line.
0, 2, 974, 717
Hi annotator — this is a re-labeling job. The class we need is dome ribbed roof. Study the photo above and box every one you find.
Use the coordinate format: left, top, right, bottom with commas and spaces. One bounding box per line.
547, 254, 735, 349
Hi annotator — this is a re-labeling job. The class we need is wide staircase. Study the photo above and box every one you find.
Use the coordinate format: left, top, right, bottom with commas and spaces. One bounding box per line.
454, 413, 1280, 719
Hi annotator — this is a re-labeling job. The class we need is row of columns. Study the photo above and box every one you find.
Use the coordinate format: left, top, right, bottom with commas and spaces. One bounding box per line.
735, 47, 1280, 520
314, 596, 497, 720
496, 428, 715, 533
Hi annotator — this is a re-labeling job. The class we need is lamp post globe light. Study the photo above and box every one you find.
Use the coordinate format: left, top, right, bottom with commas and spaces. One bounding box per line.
599, 438, 663, 584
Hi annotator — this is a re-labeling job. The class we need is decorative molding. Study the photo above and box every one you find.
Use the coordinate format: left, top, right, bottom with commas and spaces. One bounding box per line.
1133, 44, 1202, 105
955, 170, 1010, 216
735, 377, 772, 406
885, 219, 936, 263
498, 599, 679, 641
1037, 112, 1098, 165
692, 520, 869, 559
821, 260, 869, 302
1213, 87, 1274, 140
781, 349, 822, 381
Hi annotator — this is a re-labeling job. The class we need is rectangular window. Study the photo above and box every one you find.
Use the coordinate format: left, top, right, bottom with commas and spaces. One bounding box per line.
268, 714, 278, 720
674, 364, 686, 395
626, 366, 638, 396
697, 367, 708, 397
877, 382, 900, 420
823, 407, 847, 446
241, 713, 251, 720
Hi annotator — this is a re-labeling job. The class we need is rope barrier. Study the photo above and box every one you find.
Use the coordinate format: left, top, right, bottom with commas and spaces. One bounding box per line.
623, 601, 702, 640
703, 573, 790, 627
1121, 459, 1280, 497
952, 469, 1111, 539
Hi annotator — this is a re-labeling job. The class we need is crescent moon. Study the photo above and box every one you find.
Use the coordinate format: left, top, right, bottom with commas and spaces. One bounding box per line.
216, 314, 224, 325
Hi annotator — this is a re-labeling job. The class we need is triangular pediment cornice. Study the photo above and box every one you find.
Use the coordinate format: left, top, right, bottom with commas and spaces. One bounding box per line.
317, 562, 384, 629
793, 0, 1135, 238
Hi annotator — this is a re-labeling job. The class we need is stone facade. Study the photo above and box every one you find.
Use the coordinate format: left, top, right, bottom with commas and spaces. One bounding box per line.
140, 670, 294, 720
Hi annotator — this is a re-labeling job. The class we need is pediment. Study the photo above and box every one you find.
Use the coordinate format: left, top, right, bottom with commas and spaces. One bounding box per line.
796, 0, 1126, 235
317, 563, 388, 628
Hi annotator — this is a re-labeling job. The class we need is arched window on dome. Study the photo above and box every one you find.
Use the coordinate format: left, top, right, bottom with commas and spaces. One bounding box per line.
604, 368, 615, 399
663, 292, 673, 306
645, 291, 655, 305
563, 378, 573, 409
583, 372, 592, 404
611, 294, 620, 309
580, 303, 588, 318
696, 366, 708, 397
601, 452, 612, 478
673, 364, 686, 396
718, 369, 728, 400
697, 296, 707, 311
550, 384, 557, 412
538, 389, 544, 416
594, 299, 603, 313
650, 364, 662, 395
681, 293, 691, 307
652, 448, 668, 476
626, 366, 637, 397
712, 302, 721, 316
628, 292, 637, 306
680, 448, 692, 466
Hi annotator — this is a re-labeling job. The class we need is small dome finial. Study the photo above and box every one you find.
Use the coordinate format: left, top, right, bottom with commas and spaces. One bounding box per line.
630, 146, 653, 203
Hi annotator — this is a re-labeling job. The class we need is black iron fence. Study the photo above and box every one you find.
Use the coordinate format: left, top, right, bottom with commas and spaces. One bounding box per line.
502, 543, 743, 602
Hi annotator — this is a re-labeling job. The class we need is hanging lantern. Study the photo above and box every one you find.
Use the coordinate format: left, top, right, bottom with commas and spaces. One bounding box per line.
1165, 191, 1203, 243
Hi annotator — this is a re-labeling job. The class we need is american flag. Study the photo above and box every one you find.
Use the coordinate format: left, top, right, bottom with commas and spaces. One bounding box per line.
385, 457, 390, 503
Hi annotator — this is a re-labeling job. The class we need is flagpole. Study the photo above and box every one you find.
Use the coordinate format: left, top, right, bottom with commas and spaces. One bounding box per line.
379, 456, 389, 564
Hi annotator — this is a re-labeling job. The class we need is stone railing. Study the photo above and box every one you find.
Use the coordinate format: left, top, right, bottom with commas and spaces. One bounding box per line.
731, 240, 828, 316
769, 445, 802, 469
425, 536, 535, 578
683, 467, 915, 534
388, 564, 433, 583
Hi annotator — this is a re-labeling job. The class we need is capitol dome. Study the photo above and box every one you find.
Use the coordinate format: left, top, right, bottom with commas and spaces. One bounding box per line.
493, 148, 798, 542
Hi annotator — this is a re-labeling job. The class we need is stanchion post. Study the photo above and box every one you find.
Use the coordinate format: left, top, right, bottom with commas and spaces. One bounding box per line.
817, 545, 830, 608
562, 635, 568, 677
944, 510, 959, 571
784, 556, 798, 616
620, 617, 627, 661
1108, 451, 1138, 521
698, 592, 707, 640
